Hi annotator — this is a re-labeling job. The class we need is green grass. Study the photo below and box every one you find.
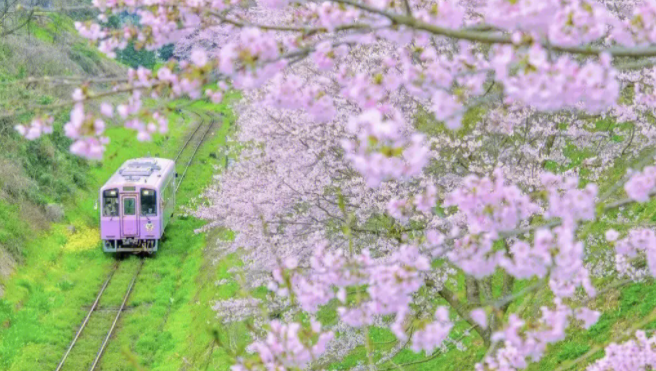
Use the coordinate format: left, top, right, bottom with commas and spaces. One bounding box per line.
0, 202, 31, 257
25, 13, 77, 44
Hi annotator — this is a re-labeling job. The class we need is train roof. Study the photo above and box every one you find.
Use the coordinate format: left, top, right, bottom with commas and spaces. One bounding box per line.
102, 157, 175, 191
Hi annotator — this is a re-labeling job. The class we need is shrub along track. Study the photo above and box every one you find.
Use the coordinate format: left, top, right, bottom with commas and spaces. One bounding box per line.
53, 111, 219, 371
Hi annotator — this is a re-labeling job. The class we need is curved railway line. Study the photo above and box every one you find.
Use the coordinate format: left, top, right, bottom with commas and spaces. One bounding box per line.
174, 114, 204, 163
54, 113, 216, 371
176, 117, 215, 192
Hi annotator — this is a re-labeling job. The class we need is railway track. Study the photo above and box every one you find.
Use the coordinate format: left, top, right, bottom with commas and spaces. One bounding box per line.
55, 264, 117, 371
176, 116, 215, 192
55, 261, 143, 371
54, 113, 216, 371
174, 113, 204, 163
89, 260, 143, 371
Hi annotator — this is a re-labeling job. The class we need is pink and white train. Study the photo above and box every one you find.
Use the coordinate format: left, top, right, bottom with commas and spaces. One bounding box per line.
99, 158, 176, 252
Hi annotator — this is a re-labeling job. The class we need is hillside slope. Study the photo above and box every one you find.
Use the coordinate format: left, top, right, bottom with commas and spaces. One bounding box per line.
0, 11, 125, 293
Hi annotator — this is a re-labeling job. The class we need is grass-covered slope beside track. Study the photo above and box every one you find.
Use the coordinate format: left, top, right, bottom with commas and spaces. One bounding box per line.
0, 11, 125, 272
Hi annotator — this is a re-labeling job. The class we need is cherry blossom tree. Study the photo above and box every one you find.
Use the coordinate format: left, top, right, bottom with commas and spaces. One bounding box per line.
11, 0, 656, 370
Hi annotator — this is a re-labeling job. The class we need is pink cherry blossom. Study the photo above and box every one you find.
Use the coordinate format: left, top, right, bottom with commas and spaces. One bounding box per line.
411, 306, 453, 354
625, 166, 656, 202
470, 308, 488, 328
190, 48, 209, 67
100, 103, 114, 117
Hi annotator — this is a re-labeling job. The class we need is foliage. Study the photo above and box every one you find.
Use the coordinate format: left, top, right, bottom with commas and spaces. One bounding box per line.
158, 44, 175, 61
116, 41, 157, 69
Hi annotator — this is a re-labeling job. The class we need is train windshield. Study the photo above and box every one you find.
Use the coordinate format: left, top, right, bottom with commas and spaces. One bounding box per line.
141, 189, 157, 216
102, 189, 119, 217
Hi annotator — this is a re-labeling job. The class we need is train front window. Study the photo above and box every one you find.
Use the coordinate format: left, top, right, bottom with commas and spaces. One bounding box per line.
141, 189, 157, 216
102, 189, 119, 217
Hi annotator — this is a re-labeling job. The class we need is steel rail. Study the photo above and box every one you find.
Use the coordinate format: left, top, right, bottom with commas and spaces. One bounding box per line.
175, 118, 215, 192
173, 113, 204, 162
55, 264, 118, 371
89, 260, 144, 371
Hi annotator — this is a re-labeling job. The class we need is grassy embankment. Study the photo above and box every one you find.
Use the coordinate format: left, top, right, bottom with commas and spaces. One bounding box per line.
0, 12, 125, 269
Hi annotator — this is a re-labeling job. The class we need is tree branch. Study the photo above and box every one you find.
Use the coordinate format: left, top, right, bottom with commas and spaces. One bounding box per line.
436, 285, 490, 347
0, 9, 34, 38
329, 0, 656, 57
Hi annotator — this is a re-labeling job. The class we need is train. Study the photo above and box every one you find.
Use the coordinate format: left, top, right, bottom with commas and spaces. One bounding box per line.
99, 158, 176, 253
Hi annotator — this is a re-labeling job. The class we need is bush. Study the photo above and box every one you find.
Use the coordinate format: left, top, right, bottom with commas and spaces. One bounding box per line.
116, 41, 157, 69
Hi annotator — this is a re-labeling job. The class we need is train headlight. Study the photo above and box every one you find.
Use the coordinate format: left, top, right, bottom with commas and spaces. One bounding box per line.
145, 222, 154, 231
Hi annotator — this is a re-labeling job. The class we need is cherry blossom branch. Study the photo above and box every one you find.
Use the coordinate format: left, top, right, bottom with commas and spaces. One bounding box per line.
328, 0, 656, 57
0, 83, 159, 120
604, 190, 656, 209
599, 148, 656, 201
210, 11, 372, 34
493, 189, 656, 241
485, 279, 548, 311
435, 285, 490, 346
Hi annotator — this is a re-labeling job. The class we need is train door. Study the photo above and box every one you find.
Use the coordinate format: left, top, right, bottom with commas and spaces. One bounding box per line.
121, 195, 139, 237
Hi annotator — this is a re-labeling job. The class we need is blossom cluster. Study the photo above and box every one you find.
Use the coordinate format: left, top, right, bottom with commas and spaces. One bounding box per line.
479, 299, 600, 371
612, 228, 656, 279
233, 320, 335, 371
14, 116, 54, 141
444, 168, 539, 235
342, 109, 431, 187
624, 165, 656, 202
586, 331, 656, 371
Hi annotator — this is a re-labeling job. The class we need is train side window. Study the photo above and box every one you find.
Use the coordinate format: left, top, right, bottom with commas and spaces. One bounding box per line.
102, 189, 119, 217
141, 188, 157, 216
